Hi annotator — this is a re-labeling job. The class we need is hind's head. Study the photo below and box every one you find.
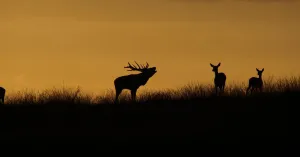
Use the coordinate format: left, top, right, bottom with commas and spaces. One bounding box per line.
210, 62, 221, 73
256, 68, 264, 76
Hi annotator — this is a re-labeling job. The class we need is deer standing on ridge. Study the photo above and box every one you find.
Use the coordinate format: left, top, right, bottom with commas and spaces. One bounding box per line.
210, 62, 226, 95
0, 87, 5, 105
114, 61, 157, 103
246, 68, 264, 95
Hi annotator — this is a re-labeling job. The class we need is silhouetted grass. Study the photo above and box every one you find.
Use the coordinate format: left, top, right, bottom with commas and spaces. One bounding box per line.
4, 75, 300, 105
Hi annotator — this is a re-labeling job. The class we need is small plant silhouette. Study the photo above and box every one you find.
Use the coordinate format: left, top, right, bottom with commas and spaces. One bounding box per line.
210, 62, 226, 95
114, 61, 157, 103
0, 87, 5, 104
246, 68, 264, 95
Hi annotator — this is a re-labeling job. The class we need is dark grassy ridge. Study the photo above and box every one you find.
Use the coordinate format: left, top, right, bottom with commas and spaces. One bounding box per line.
0, 77, 297, 151
0, 93, 294, 145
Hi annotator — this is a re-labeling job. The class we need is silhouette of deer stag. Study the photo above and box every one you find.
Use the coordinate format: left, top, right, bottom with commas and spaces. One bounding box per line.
246, 68, 264, 95
114, 61, 157, 103
210, 62, 226, 95
0, 87, 5, 104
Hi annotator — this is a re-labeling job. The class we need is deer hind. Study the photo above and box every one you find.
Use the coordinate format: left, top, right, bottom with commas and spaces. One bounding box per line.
210, 62, 226, 95
114, 61, 157, 103
246, 68, 264, 95
0, 87, 5, 105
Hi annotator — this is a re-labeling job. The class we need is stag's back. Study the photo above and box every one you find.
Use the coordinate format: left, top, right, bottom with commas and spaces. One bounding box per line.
114, 74, 149, 89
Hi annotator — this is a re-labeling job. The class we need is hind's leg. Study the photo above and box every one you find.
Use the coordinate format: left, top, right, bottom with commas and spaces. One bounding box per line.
246, 86, 251, 95
251, 88, 255, 95
259, 87, 263, 93
222, 83, 226, 94
219, 86, 223, 96
215, 85, 218, 96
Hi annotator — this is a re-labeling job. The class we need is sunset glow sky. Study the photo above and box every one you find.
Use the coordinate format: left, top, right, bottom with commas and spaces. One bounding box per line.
1, 0, 300, 94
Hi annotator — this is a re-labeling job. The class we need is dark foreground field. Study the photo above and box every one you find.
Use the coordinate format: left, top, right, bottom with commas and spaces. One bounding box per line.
0, 77, 297, 153
0, 97, 293, 153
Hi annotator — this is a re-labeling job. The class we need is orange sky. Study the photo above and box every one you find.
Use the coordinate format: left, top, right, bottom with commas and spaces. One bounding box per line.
1, 0, 300, 94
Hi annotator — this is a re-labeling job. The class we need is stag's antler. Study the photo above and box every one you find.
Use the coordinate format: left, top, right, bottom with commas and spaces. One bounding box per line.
124, 61, 149, 71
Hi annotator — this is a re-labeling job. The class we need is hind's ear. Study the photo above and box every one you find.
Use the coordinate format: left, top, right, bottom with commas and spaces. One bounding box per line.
256, 68, 259, 72
210, 63, 214, 67
217, 63, 221, 67
262, 68, 264, 72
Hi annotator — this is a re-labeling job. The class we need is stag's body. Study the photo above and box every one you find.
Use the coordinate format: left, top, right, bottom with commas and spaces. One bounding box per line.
0, 87, 5, 104
114, 61, 157, 103
246, 68, 264, 95
210, 63, 226, 95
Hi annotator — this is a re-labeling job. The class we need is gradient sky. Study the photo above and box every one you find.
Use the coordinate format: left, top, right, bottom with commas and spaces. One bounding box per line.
1, 0, 300, 94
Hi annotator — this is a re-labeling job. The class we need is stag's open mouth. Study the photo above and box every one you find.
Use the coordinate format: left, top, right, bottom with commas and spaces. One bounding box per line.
153, 67, 157, 72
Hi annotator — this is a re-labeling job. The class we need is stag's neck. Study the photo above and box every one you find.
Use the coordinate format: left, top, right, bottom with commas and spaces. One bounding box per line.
137, 73, 150, 85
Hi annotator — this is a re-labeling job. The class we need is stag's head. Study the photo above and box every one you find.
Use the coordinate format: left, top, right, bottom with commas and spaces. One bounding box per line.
210, 62, 221, 72
124, 61, 157, 77
256, 68, 264, 76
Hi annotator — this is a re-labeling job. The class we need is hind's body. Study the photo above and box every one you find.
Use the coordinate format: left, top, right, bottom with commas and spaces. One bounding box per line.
246, 68, 264, 95
214, 73, 226, 90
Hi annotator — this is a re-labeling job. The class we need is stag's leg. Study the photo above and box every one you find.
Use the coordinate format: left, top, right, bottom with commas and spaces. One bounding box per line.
115, 88, 122, 104
131, 89, 137, 103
